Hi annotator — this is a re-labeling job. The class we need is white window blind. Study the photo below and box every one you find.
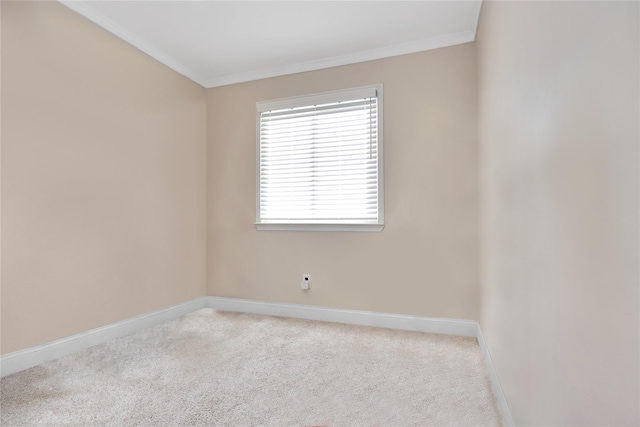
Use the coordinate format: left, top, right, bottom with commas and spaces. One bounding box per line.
256, 85, 383, 230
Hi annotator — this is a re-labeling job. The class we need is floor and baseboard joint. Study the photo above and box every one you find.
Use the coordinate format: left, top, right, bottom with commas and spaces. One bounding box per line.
0, 298, 205, 377
1, 295, 513, 427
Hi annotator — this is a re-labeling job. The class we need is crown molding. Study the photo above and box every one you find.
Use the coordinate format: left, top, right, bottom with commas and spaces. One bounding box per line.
204, 30, 475, 88
58, 1, 477, 89
472, 0, 483, 40
58, 1, 208, 87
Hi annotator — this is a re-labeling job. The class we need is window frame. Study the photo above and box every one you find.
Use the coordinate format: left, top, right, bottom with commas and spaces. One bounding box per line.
255, 84, 384, 232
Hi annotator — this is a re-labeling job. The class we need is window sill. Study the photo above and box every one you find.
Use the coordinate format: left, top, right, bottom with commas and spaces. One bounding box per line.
255, 223, 384, 232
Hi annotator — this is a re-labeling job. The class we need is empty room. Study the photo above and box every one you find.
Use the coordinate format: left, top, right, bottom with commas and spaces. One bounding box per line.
1, 1, 638, 426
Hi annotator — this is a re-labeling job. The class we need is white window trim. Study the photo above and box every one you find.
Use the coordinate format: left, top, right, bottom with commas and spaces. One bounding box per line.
255, 84, 384, 232
255, 224, 384, 232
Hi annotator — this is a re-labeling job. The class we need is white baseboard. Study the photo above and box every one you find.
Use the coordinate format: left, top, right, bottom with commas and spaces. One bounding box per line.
477, 326, 515, 427
204, 296, 513, 426
1, 295, 512, 427
0, 298, 205, 377
204, 296, 479, 337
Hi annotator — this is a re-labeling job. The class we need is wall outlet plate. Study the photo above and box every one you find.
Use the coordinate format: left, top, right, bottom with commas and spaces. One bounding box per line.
301, 274, 311, 290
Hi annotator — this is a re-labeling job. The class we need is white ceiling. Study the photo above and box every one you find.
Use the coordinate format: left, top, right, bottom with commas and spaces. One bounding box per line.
59, 1, 482, 88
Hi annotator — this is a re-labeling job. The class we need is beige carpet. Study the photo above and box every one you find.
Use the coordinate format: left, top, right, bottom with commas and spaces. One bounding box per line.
1, 309, 502, 426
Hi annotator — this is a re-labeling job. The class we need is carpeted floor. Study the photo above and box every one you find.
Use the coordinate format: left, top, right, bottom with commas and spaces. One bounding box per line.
1, 309, 502, 426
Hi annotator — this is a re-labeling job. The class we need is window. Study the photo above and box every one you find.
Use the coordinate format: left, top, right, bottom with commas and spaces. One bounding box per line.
256, 85, 384, 231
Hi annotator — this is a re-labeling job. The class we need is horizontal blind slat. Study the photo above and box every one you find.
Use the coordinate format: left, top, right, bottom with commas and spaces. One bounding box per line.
259, 92, 379, 223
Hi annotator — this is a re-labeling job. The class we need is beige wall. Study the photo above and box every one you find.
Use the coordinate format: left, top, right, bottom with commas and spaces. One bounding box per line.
477, 1, 639, 425
3, 2, 638, 424
207, 44, 479, 320
1, 1, 207, 354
